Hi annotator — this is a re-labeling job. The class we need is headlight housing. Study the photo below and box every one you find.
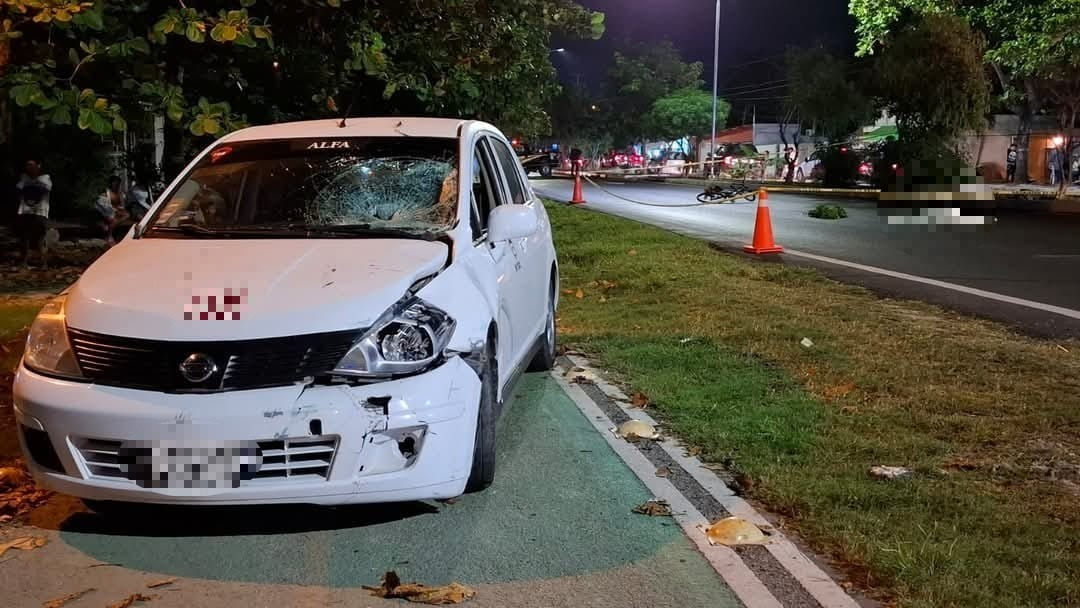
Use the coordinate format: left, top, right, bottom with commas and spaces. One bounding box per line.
332, 297, 456, 379
23, 295, 83, 379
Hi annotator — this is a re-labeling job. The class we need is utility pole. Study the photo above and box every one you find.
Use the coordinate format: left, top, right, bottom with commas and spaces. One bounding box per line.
709, 0, 721, 178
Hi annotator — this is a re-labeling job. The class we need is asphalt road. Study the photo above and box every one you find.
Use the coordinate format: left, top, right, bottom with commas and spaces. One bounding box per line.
534, 178, 1080, 338
6, 374, 746, 608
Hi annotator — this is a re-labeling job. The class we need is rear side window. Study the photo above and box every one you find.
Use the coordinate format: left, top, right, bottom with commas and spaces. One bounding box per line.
488, 138, 528, 205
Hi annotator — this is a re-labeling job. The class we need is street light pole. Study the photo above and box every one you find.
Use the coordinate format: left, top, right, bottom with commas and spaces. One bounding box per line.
709, 0, 720, 179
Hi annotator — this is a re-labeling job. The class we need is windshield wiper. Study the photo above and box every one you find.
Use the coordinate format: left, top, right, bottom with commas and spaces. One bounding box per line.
294, 224, 442, 240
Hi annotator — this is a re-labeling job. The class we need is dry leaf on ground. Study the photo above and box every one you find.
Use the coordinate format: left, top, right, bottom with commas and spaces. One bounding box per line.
703, 517, 770, 546
823, 383, 856, 400
655, 466, 671, 478
614, 420, 660, 441
574, 289, 584, 299
627, 249, 637, 255
632, 500, 673, 517
630, 392, 649, 409
42, 588, 95, 608
106, 593, 156, 608
146, 578, 177, 589
0, 466, 30, 493
0, 535, 47, 557
363, 571, 476, 605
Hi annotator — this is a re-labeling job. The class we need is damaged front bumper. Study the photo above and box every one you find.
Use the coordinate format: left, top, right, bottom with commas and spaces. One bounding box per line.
11, 356, 481, 506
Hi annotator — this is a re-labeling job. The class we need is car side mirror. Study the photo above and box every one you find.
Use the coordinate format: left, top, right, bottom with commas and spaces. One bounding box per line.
487, 204, 538, 242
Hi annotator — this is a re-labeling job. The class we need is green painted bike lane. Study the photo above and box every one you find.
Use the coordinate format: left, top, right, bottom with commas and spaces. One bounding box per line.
15, 374, 741, 606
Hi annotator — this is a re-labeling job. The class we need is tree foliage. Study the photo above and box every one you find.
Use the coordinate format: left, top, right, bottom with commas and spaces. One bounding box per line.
0, 0, 605, 143
603, 41, 703, 145
874, 14, 990, 146
785, 47, 876, 141
645, 88, 726, 142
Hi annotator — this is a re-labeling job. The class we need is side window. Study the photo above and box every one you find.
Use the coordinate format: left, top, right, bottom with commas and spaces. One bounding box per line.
489, 138, 528, 205
471, 141, 499, 239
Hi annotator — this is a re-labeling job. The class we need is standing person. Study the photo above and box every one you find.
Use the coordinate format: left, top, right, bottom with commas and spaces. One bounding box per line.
783, 147, 797, 181
1005, 142, 1018, 183
125, 174, 153, 222
569, 147, 583, 177
1049, 146, 1063, 186
94, 176, 127, 247
14, 159, 53, 269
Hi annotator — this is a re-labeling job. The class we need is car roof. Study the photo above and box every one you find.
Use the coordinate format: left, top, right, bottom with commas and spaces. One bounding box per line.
220, 117, 489, 143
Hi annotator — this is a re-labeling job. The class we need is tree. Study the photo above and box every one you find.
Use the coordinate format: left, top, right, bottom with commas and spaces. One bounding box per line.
873, 13, 990, 161
604, 41, 704, 146
645, 88, 727, 152
849, 0, 1080, 189
1, 0, 604, 142
786, 47, 876, 142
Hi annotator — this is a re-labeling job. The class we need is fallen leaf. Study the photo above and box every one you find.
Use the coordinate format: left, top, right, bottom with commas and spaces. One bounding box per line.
1057, 344, 1070, 353
655, 466, 671, 478
839, 405, 859, 415
106, 593, 156, 608
570, 375, 592, 384
823, 383, 856, 400
685, 446, 703, 457
630, 392, 649, 409
363, 571, 476, 605
632, 500, 672, 517
561, 289, 574, 296
868, 465, 913, 480
800, 337, 814, 348
703, 517, 769, 546
43, 588, 95, 608
627, 249, 637, 255
0, 535, 47, 558
0, 466, 30, 492
146, 578, 177, 589
614, 420, 660, 441
598, 296, 608, 303
574, 288, 584, 299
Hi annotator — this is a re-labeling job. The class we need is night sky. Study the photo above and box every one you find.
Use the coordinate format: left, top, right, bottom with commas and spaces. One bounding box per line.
552, 0, 857, 122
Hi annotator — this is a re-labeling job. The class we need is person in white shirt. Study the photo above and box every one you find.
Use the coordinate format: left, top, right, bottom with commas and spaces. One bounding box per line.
15, 159, 53, 269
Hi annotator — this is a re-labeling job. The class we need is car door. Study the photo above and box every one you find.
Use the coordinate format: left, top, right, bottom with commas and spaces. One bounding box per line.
470, 137, 522, 377
485, 135, 549, 364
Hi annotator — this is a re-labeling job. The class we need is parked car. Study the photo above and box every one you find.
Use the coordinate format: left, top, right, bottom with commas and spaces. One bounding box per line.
14, 117, 559, 510
795, 150, 825, 183
600, 149, 645, 170
518, 149, 560, 178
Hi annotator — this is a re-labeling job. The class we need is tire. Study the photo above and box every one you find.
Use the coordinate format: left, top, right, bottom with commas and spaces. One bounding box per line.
465, 337, 498, 493
539, 165, 552, 178
527, 279, 557, 372
796, 169, 805, 182
697, 193, 721, 203
745, 193, 757, 202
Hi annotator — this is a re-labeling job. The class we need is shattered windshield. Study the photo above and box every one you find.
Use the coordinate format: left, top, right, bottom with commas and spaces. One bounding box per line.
145, 137, 459, 237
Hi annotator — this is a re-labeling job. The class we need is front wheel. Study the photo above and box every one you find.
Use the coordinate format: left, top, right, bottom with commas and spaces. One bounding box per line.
697, 192, 721, 203
539, 165, 552, 178
465, 338, 498, 493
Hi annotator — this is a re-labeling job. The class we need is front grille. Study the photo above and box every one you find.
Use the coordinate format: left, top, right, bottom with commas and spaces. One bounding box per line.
254, 436, 338, 480
68, 328, 362, 392
75, 436, 339, 484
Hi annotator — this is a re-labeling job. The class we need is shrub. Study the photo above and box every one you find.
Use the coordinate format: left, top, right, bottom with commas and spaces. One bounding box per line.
808, 204, 848, 219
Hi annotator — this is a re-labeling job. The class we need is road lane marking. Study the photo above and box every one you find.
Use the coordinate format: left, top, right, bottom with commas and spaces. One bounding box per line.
551, 368, 785, 608
560, 355, 863, 608
783, 249, 1080, 321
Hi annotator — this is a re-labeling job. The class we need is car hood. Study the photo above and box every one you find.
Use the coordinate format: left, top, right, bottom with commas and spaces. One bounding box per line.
64, 238, 448, 341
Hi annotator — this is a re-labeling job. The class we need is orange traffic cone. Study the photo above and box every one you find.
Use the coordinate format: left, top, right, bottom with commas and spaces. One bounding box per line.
570, 173, 586, 205
743, 190, 784, 254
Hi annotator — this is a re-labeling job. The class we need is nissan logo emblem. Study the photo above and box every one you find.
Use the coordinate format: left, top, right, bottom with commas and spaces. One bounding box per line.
180, 353, 217, 383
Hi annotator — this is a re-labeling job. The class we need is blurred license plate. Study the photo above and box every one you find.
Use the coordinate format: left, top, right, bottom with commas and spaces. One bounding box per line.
123, 440, 262, 489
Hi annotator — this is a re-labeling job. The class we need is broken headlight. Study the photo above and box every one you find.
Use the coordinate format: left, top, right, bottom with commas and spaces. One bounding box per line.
332, 297, 456, 378
23, 294, 83, 380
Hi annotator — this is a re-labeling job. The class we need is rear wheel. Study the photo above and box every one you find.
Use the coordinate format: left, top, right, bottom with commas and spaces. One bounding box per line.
465, 338, 498, 493
539, 165, 553, 178
796, 168, 805, 182
527, 279, 557, 372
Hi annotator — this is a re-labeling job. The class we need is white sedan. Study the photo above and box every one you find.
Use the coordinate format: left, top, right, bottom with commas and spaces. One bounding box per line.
13, 117, 559, 510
